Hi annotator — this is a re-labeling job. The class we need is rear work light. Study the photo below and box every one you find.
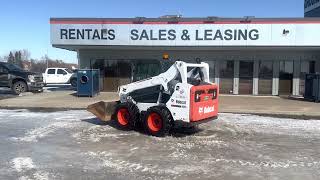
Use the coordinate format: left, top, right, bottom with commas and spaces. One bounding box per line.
208, 89, 217, 100
194, 90, 205, 102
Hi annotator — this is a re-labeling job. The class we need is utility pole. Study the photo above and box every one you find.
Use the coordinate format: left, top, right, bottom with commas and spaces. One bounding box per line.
46, 49, 49, 69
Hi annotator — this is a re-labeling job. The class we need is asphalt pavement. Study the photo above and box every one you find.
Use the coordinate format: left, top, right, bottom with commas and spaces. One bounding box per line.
0, 109, 320, 180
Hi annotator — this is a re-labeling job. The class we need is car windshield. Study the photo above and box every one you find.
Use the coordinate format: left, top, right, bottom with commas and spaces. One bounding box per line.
3, 63, 23, 71
64, 68, 73, 73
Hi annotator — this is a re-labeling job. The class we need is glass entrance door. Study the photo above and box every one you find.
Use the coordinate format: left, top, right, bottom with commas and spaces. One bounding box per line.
258, 61, 273, 95
219, 61, 234, 94
239, 61, 254, 94
279, 61, 293, 95
300, 61, 315, 95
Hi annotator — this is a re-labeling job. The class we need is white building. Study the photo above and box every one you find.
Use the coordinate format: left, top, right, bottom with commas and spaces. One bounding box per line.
51, 17, 320, 95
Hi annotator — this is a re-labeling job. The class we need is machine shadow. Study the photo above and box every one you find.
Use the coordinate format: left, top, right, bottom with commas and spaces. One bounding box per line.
81, 117, 110, 126
170, 126, 203, 137
82, 117, 203, 137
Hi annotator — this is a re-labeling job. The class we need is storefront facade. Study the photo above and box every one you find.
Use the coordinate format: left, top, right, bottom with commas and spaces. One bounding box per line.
50, 17, 320, 96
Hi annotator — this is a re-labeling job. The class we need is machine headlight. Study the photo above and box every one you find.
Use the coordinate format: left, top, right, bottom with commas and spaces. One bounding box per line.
28, 75, 35, 82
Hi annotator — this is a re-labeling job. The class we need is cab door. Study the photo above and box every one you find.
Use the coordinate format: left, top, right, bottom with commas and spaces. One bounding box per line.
0, 65, 9, 87
57, 69, 69, 83
45, 68, 56, 83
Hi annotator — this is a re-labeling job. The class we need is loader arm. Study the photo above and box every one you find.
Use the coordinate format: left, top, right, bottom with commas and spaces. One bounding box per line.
118, 63, 179, 98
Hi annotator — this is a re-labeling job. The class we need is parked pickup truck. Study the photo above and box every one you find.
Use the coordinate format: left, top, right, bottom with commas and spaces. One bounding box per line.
43, 68, 77, 87
0, 62, 44, 94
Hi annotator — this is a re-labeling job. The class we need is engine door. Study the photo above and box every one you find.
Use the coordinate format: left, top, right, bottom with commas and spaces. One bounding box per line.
166, 83, 191, 122
189, 84, 219, 122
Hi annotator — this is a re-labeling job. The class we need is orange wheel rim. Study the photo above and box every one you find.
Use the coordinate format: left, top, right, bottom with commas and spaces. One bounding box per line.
117, 108, 129, 126
147, 113, 162, 132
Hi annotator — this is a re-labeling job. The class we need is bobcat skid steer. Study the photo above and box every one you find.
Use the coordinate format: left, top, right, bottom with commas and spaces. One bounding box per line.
87, 61, 219, 136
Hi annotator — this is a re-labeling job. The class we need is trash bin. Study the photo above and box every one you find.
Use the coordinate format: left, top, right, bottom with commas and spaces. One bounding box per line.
77, 69, 100, 97
304, 73, 320, 102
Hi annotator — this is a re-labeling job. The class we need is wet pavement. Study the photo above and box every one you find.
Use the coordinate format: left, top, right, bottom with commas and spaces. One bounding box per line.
0, 109, 320, 180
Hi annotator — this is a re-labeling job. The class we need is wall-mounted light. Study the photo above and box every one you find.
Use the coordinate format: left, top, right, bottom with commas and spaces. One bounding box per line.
162, 53, 169, 60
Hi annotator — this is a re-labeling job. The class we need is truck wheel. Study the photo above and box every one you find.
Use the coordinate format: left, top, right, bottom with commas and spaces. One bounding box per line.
144, 106, 173, 137
114, 102, 139, 130
70, 78, 77, 87
12, 81, 27, 95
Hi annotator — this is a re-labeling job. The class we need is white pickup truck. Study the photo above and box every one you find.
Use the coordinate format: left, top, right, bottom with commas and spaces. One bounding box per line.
43, 68, 77, 87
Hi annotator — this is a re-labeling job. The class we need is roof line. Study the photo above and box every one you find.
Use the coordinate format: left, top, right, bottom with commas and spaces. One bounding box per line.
50, 17, 320, 24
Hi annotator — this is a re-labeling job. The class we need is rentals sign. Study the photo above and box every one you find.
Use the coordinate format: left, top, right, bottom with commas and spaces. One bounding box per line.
50, 22, 320, 46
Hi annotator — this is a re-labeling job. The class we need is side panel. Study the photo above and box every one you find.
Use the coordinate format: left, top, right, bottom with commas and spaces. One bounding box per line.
166, 83, 191, 122
189, 84, 219, 122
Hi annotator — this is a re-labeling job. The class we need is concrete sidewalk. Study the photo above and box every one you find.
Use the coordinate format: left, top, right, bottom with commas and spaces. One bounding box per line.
0, 91, 119, 110
219, 95, 320, 118
0, 90, 320, 118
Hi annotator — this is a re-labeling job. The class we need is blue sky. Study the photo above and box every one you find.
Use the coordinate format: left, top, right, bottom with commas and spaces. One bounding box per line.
0, 0, 303, 63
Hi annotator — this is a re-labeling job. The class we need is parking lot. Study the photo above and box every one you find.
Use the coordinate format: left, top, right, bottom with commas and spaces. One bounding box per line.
1, 109, 320, 180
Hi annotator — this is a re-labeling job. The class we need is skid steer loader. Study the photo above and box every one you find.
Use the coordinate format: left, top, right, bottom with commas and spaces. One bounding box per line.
87, 61, 219, 136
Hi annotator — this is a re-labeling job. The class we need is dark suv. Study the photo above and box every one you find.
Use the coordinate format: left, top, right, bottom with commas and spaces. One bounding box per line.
0, 62, 44, 94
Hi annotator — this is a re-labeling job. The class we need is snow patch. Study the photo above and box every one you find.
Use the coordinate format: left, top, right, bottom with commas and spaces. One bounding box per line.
11, 157, 35, 172
72, 125, 138, 142
11, 157, 50, 180
32, 171, 49, 180
218, 113, 320, 137
86, 151, 170, 175
203, 157, 320, 169
11, 121, 77, 142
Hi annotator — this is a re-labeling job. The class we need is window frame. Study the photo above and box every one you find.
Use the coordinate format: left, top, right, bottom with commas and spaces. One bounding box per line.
57, 69, 67, 75
47, 69, 56, 74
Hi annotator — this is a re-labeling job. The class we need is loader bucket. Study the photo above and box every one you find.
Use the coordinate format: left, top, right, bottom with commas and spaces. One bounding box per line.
86, 101, 118, 121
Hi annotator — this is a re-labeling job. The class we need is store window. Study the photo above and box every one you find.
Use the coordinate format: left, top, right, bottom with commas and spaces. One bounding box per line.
204, 61, 215, 83
300, 61, 315, 95
104, 60, 132, 91
219, 61, 234, 94
259, 61, 273, 95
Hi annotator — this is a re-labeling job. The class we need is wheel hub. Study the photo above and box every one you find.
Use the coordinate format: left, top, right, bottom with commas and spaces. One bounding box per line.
147, 113, 162, 132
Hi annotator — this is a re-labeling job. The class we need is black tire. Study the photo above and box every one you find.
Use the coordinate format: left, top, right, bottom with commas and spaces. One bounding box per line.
12, 81, 27, 95
70, 78, 77, 87
143, 106, 173, 137
113, 102, 139, 130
